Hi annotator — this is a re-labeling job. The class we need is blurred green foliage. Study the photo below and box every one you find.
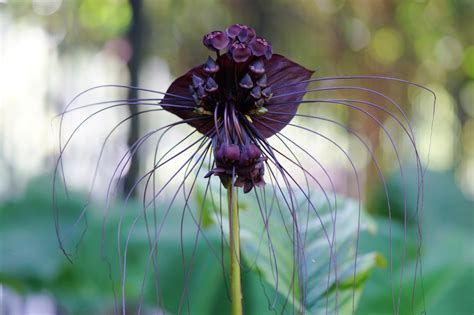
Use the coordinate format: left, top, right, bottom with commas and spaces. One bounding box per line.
78, 0, 131, 40
1, 169, 472, 314
358, 169, 474, 315
0, 178, 380, 314
0, 178, 229, 313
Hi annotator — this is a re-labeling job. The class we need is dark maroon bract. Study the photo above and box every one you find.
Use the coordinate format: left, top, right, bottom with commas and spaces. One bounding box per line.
162, 24, 314, 192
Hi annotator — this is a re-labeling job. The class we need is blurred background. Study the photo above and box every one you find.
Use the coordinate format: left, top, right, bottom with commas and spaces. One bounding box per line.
0, 0, 473, 314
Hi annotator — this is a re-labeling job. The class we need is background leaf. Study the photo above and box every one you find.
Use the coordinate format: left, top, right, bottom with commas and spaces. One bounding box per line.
216, 186, 382, 314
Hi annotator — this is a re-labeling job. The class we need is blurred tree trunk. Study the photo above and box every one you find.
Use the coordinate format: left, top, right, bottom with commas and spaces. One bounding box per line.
122, 0, 143, 198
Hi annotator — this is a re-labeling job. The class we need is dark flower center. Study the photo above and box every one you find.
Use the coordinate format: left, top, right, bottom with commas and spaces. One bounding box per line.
190, 56, 273, 123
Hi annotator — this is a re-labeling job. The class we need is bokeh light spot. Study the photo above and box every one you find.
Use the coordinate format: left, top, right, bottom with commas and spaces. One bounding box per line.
314, 0, 345, 14
411, 85, 460, 171
434, 36, 463, 70
32, 0, 62, 16
370, 27, 404, 65
345, 18, 371, 52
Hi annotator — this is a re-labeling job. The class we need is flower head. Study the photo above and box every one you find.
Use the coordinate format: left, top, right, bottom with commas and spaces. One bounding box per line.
163, 24, 313, 192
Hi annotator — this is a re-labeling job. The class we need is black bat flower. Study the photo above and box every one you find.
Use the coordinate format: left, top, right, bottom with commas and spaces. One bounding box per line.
162, 24, 313, 193
54, 24, 435, 315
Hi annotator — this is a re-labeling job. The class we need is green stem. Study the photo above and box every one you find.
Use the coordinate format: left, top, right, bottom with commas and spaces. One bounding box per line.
227, 183, 243, 315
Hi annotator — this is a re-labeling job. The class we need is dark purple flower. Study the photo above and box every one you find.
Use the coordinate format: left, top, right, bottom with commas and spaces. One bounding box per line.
229, 42, 252, 63
225, 24, 256, 43
203, 31, 230, 51
249, 36, 273, 60
162, 25, 313, 192
54, 22, 435, 315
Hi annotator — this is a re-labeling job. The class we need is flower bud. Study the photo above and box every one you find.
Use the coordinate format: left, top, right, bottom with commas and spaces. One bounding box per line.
205, 77, 218, 92
262, 86, 272, 99
222, 144, 240, 161
192, 74, 204, 88
226, 24, 256, 43
226, 24, 243, 39
249, 37, 273, 60
249, 59, 265, 74
204, 56, 219, 73
237, 27, 256, 43
250, 86, 262, 99
196, 85, 207, 99
240, 143, 261, 165
229, 42, 251, 63
239, 73, 253, 89
203, 31, 230, 51
256, 74, 267, 87
254, 98, 265, 107
247, 144, 261, 160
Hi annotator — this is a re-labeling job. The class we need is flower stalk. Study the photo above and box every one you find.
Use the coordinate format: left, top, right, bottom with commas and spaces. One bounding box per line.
227, 181, 243, 315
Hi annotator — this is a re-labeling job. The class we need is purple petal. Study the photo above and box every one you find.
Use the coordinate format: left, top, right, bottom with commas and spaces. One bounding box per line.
234, 177, 246, 187
226, 24, 256, 43
237, 27, 256, 43
253, 54, 314, 138
161, 64, 214, 134
240, 144, 260, 162
212, 32, 230, 50
230, 43, 251, 63
222, 144, 241, 161
250, 37, 272, 59
243, 181, 253, 193
249, 37, 266, 56
226, 24, 243, 39
203, 31, 230, 51
264, 45, 273, 60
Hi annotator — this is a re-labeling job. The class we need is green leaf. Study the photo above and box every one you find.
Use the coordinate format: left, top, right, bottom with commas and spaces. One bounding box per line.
359, 170, 474, 315
0, 178, 232, 314
217, 187, 381, 314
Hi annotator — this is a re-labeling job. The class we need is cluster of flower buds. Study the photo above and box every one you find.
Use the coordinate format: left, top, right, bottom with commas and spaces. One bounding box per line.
189, 55, 273, 116
203, 24, 272, 63
205, 143, 266, 193
189, 57, 221, 112
238, 59, 273, 115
